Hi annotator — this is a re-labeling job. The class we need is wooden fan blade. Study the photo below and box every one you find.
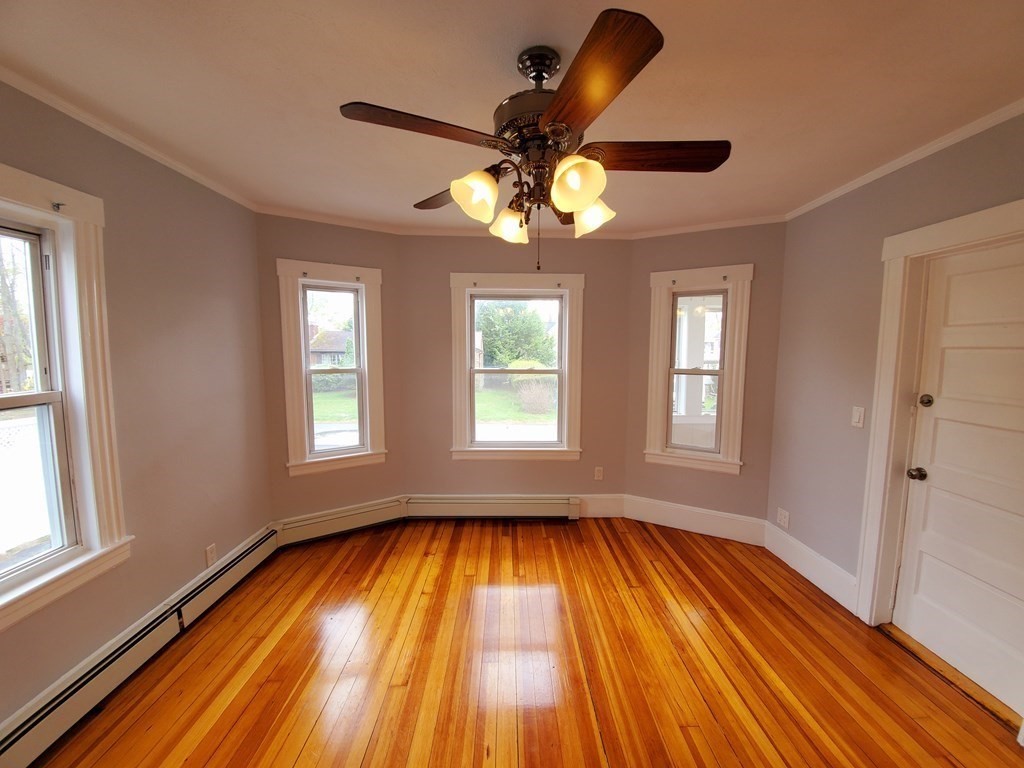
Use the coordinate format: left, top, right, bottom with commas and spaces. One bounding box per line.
539, 9, 663, 138
340, 102, 510, 152
413, 188, 453, 210
579, 140, 732, 172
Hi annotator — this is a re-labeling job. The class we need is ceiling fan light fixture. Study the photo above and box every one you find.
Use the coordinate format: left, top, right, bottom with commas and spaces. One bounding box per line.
574, 198, 616, 238
550, 154, 607, 213
489, 207, 529, 244
450, 170, 499, 223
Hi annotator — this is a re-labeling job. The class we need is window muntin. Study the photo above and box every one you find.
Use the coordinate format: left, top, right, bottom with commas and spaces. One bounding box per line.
1, 225, 77, 581
470, 296, 563, 446
668, 292, 725, 452
302, 286, 365, 454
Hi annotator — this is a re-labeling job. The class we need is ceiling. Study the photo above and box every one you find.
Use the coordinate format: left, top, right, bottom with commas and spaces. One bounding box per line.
2, 0, 1023, 238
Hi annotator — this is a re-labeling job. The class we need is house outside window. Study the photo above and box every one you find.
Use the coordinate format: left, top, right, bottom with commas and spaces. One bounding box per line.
451, 273, 583, 460
645, 264, 753, 474
277, 259, 385, 475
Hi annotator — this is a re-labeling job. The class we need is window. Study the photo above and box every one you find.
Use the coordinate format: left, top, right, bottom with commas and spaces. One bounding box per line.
451, 273, 583, 460
645, 264, 753, 474
0, 162, 130, 630
1, 224, 75, 579
277, 259, 385, 474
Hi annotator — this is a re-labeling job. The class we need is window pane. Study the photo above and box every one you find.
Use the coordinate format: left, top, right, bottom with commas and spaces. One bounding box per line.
673, 294, 723, 370
0, 406, 65, 575
310, 372, 361, 451
669, 373, 718, 450
1, 231, 41, 394
473, 298, 560, 370
473, 372, 558, 443
306, 289, 357, 370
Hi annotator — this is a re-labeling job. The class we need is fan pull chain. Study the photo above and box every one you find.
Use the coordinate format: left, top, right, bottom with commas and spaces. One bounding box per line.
535, 206, 542, 271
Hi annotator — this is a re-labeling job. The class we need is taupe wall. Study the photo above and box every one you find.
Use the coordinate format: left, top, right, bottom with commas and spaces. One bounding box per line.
768, 113, 1024, 574
256, 221, 635, 505
255, 222, 783, 510
0, 83, 273, 722
255, 216, 406, 516
3, 74, 1022, 730
624, 225, 787, 517
392, 235, 633, 495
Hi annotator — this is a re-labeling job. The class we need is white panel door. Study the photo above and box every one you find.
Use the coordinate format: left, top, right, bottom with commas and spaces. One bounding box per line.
893, 239, 1024, 715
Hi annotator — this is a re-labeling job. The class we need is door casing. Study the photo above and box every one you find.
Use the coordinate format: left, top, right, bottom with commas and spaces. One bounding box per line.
856, 198, 1024, 626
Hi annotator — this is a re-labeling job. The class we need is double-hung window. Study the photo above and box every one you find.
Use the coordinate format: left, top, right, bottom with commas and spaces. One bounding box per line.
0, 162, 129, 631
645, 264, 753, 474
1, 224, 75, 578
277, 259, 385, 474
451, 273, 583, 460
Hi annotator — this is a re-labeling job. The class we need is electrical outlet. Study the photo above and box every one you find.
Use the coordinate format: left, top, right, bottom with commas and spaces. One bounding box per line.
205, 543, 217, 568
776, 508, 790, 530
594, 466, 604, 481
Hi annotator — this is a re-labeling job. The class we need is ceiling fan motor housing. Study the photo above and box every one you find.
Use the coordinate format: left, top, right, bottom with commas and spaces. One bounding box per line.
493, 89, 581, 154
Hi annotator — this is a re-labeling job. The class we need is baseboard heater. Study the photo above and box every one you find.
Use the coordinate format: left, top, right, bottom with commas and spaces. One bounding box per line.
406, 495, 580, 520
0, 529, 278, 768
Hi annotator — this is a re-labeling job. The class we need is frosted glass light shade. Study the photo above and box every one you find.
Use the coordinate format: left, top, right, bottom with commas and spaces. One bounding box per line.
488, 208, 529, 244
574, 198, 616, 238
550, 154, 606, 213
450, 170, 499, 223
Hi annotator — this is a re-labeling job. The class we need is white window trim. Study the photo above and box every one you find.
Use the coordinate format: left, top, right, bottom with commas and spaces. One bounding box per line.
0, 162, 131, 631
277, 259, 385, 475
451, 273, 583, 461
645, 264, 753, 474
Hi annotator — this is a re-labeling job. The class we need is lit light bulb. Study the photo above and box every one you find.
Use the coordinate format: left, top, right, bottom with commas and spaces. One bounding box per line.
574, 198, 616, 238
450, 170, 499, 223
488, 208, 529, 244
551, 155, 606, 213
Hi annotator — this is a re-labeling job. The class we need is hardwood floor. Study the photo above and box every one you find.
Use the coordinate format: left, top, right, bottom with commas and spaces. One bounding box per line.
36, 519, 1022, 767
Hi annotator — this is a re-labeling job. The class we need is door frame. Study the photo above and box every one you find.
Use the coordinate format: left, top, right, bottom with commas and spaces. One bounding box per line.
856, 198, 1024, 626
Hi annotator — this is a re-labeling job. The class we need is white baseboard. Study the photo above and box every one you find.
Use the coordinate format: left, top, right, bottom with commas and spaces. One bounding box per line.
0, 528, 277, 768
624, 494, 766, 546
764, 523, 858, 612
0, 613, 178, 768
578, 494, 626, 518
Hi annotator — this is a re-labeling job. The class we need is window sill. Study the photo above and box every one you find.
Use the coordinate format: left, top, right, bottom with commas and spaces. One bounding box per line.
451, 448, 581, 461
287, 450, 386, 476
0, 537, 133, 632
644, 450, 742, 474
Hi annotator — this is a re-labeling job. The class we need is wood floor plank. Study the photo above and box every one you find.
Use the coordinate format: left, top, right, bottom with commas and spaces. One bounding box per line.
32, 519, 1023, 768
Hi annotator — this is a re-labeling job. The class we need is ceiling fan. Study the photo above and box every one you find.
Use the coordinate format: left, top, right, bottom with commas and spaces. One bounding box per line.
340, 8, 730, 243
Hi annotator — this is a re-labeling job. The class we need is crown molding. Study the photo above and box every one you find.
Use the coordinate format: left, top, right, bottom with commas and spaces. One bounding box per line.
786, 96, 1024, 221
0, 64, 258, 211
5, 67, 1022, 240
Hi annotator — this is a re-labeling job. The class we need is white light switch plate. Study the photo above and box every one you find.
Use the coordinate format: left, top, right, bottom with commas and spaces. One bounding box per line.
851, 406, 865, 428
